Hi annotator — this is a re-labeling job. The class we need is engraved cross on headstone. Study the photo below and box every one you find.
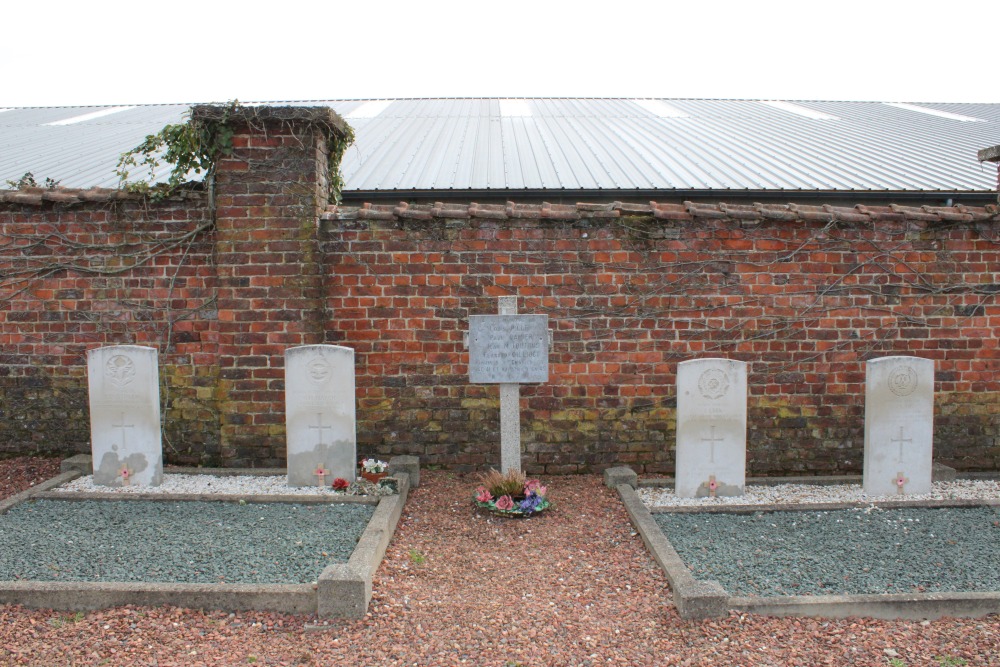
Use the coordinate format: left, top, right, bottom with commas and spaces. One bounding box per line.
309, 413, 332, 447
891, 426, 912, 464
701, 424, 724, 464
112, 412, 135, 449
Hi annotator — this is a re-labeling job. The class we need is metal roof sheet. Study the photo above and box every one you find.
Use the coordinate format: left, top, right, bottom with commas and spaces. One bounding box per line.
1, 98, 996, 194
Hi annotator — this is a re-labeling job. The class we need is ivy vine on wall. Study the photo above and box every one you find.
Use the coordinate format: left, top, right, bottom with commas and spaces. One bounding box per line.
116, 100, 241, 202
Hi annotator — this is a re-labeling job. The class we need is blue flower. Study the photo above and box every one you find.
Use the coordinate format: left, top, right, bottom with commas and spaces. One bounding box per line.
518, 493, 542, 513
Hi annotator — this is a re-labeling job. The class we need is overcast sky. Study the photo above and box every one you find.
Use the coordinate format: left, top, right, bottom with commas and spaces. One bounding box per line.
3, 0, 997, 107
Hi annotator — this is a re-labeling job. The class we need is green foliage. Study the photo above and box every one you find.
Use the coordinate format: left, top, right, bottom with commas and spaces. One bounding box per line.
937, 657, 968, 667
408, 549, 427, 565
116, 100, 240, 202
47, 611, 84, 627
5, 172, 60, 189
327, 122, 355, 205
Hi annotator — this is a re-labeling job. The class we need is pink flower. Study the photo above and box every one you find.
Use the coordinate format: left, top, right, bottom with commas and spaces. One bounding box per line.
495, 495, 514, 511
475, 487, 493, 503
524, 479, 540, 494
535, 485, 547, 497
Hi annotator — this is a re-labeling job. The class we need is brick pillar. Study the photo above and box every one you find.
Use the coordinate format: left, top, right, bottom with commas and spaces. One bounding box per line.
196, 106, 350, 467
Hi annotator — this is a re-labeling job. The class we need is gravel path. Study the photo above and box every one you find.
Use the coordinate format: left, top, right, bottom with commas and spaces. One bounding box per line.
0, 457, 998, 665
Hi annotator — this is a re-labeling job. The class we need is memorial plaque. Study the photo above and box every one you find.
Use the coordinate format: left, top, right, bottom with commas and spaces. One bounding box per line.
285, 345, 357, 487
87, 345, 163, 487
468, 314, 549, 384
675, 358, 747, 498
863, 356, 934, 495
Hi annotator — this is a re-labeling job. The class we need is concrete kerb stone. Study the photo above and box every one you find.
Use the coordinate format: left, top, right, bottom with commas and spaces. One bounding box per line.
317, 473, 410, 618
625, 478, 1000, 620
389, 455, 420, 488
60, 454, 92, 474
0, 463, 411, 619
0, 581, 317, 616
603, 466, 638, 489
932, 462, 957, 482
616, 483, 728, 619
0, 470, 82, 515
730, 591, 1000, 621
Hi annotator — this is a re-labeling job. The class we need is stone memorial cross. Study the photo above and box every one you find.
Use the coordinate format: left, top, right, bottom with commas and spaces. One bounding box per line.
467, 296, 549, 474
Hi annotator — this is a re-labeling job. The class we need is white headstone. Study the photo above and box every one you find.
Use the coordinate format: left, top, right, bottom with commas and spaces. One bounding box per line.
863, 356, 934, 495
285, 345, 356, 487
87, 345, 163, 487
675, 358, 747, 498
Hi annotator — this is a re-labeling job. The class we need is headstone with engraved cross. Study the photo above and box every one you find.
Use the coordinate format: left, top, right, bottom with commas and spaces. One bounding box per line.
675, 358, 747, 498
468, 297, 549, 474
286, 345, 357, 487
87, 345, 163, 487
863, 356, 934, 495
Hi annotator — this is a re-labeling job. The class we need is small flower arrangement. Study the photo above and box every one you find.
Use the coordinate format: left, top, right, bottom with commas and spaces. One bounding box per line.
360, 458, 388, 474
474, 468, 551, 517
329, 476, 396, 496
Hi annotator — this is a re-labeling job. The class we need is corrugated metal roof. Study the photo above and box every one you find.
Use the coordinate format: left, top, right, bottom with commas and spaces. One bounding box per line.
1, 98, 997, 194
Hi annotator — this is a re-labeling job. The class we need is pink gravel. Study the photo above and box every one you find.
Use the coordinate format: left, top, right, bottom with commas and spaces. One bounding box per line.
0, 458, 998, 665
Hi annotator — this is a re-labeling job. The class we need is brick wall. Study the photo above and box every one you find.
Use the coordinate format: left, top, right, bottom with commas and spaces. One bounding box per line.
0, 191, 218, 462
2, 107, 999, 476
322, 202, 1000, 474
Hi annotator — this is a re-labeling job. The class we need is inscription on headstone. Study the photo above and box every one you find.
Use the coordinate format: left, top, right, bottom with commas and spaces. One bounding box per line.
675, 358, 747, 498
286, 345, 357, 487
87, 345, 163, 487
469, 314, 549, 384
863, 356, 934, 495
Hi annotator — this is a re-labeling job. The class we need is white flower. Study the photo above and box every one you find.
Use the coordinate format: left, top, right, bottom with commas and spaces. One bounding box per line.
361, 458, 388, 473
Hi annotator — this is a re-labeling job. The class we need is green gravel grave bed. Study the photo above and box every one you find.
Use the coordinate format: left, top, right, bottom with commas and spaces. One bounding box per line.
0, 500, 374, 585
655, 506, 1000, 597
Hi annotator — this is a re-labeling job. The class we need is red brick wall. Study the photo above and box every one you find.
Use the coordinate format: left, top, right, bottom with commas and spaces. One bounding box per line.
0, 192, 219, 462
323, 203, 1000, 475
2, 107, 999, 476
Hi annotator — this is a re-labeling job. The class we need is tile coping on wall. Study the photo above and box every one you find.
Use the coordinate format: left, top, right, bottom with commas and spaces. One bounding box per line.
617, 481, 1000, 620
0, 462, 411, 619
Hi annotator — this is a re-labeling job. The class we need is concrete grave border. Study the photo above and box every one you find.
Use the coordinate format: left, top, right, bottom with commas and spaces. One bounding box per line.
607, 465, 1000, 620
0, 457, 412, 619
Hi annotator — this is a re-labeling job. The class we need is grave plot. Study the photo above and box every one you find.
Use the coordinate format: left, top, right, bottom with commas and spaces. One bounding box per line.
0, 461, 412, 619
614, 472, 1000, 620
